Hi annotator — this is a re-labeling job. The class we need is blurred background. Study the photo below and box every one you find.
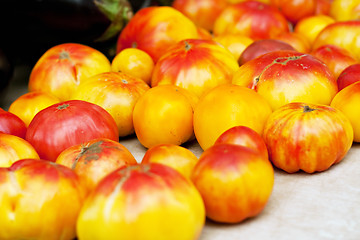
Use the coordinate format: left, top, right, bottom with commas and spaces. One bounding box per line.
0, 0, 173, 109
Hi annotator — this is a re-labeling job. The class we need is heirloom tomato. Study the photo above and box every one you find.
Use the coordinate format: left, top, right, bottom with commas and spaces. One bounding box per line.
111, 48, 154, 85
313, 21, 360, 62
141, 144, 199, 179
28, 43, 111, 101
294, 14, 335, 45
331, 81, 360, 142
151, 39, 239, 98
0, 133, 39, 167
213, 1, 290, 40
193, 84, 272, 151
263, 102, 354, 173
329, 0, 360, 21
77, 163, 205, 240
116, 6, 199, 62
232, 50, 338, 110
71, 72, 150, 137
26, 100, 119, 162
133, 85, 198, 149
0, 159, 86, 240
213, 34, 254, 61
191, 144, 274, 223
8, 91, 60, 127
172, 0, 228, 31
214, 125, 268, 159
270, 0, 316, 24
56, 138, 137, 192
310, 44, 358, 79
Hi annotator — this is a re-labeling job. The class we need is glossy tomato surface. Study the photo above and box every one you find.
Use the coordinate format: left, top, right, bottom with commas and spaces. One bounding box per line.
25, 100, 119, 162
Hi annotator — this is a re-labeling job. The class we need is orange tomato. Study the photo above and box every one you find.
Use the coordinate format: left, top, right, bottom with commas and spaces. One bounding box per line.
8, 91, 60, 127
133, 85, 198, 149
71, 72, 150, 137
193, 84, 272, 150
111, 48, 154, 85
141, 144, 199, 179
0, 133, 39, 167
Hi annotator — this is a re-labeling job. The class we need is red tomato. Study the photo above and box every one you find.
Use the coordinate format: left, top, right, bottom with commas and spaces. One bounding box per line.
337, 64, 360, 91
25, 100, 119, 162
0, 108, 27, 138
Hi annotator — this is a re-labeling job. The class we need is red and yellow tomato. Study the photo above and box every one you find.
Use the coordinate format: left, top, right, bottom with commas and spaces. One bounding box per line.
263, 102, 354, 173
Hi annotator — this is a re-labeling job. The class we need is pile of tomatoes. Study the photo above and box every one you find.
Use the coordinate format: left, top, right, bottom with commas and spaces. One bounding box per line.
0, 0, 360, 239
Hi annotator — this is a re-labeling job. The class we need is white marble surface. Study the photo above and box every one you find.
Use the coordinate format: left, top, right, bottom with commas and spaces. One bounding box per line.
121, 137, 360, 240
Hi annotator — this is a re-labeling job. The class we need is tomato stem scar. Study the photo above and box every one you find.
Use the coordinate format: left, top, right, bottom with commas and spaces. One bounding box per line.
57, 104, 69, 110
303, 105, 316, 112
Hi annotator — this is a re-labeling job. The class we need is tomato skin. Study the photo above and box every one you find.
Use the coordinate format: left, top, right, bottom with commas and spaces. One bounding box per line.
232, 50, 338, 111
263, 102, 354, 173
0, 133, 40, 167
28, 43, 111, 101
213, 1, 290, 40
116, 6, 199, 62
337, 64, 360, 91
151, 39, 239, 98
0, 108, 27, 139
270, 0, 316, 24
313, 21, 360, 62
0, 159, 86, 240
331, 81, 360, 142
25, 100, 119, 162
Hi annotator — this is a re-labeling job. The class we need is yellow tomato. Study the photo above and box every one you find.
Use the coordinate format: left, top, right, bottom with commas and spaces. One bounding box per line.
330, 0, 360, 21
8, 91, 60, 127
213, 34, 254, 61
111, 48, 154, 85
313, 21, 360, 62
141, 144, 199, 179
193, 84, 272, 150
0, 133, 39, 167
294, 14, 335, 45
331, 81, 360, 142
133, 85, 198, 149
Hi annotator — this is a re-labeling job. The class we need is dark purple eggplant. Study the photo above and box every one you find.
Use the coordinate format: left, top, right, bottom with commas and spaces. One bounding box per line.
0, 0, 135, 64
